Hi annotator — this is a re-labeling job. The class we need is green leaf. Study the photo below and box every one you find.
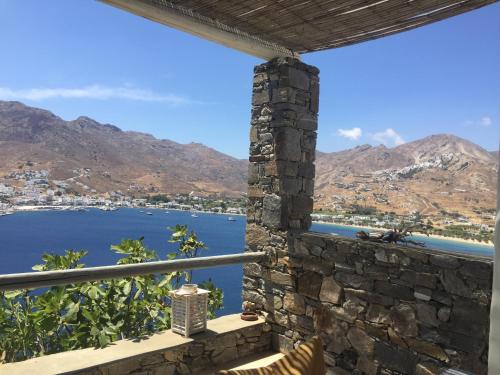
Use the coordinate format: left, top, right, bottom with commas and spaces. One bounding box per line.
122, 281, 131, 296
87, 286, 100, 301
64, 301, 80, 319
3, 290, 22, 299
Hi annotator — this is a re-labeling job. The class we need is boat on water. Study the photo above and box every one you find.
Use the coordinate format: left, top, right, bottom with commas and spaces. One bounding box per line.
228, 217, 236, 222
146, 212, 153, 216
99, 206, 118, 211
165, 211, 170, 214
191, 213, 199, 218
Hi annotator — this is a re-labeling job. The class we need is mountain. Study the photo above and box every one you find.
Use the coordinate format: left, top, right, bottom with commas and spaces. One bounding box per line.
0, 101, 247, 196
0, 101, 496, 221
315, 134, 497, 220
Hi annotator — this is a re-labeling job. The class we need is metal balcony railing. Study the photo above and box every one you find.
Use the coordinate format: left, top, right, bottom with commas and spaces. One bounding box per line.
0, 252, 266, 291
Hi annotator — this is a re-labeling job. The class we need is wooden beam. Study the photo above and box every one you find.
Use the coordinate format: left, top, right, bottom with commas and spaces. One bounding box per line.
98, 0, 298, 60
0, 252, 265, 291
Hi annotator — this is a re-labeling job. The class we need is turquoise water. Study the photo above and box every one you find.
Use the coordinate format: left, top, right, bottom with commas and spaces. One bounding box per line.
0, 209, 494, 314
311, 222, 494, 257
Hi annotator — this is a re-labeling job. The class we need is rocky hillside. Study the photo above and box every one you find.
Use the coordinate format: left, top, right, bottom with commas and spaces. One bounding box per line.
315, 134, 497, 220
0, 101, 247, 196
0, 101, 496, 220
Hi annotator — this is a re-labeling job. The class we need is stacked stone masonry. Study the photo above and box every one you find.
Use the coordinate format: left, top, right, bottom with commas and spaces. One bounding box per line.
74, 322, 271, 375
244, 58, 492, 375
247, 57, 319, 232
244, 232, 492, 375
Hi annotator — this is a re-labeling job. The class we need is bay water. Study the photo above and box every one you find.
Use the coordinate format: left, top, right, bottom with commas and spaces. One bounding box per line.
0, 208, 494, 314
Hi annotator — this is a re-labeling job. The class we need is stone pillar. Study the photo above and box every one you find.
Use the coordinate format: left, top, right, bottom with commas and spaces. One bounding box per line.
243, 57, 319, 351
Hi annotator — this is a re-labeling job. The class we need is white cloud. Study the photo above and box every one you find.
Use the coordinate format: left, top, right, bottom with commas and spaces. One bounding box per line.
371, 128, 405, 146
464, 116, 493, 127
0, 85, 193, 106
480, 116, 492, 127
337, 127, 362, 140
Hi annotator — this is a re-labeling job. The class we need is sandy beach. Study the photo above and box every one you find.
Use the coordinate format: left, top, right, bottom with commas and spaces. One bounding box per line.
313, 221, 494, 247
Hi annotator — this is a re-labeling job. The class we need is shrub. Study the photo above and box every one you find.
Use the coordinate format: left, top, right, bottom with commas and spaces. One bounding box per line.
0, 225, 223, 362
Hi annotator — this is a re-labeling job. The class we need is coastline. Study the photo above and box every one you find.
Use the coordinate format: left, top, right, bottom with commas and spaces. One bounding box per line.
313, 221, 494, 247
2, 206, 492, 247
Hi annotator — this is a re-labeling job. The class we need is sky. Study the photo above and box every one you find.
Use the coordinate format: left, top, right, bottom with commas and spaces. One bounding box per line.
0, 1, 498, 159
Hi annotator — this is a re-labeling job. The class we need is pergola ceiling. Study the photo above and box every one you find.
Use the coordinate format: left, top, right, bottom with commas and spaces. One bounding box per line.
169, 0, 496, 53
101, 0, 497, 58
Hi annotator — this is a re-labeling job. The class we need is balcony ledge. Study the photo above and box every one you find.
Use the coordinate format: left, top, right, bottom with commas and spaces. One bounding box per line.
0, 314, 271, 375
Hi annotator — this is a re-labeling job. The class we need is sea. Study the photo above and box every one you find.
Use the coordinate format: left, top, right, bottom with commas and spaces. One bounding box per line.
0, 208, 494, 315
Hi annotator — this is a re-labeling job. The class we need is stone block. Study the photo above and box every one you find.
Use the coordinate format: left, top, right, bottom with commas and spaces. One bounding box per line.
375, 281, 414, 301
336, 271, 373, 290
459, 260, 492, 280
280, 66, 311, 90
439, 269, 471, 298
290, 195, 313, 218
292, 239, 310, 257
262, 194, 284, 228
357, 356, 379, 375
106, 358, 141, 375
391, 304, 418, 337
296, 113, 318, 131
211, 347, 238, 365
243, 262, 263, 278
252, 88, 270, 106
416, 272, 437, 289
274, 334, 294, 353
275, 127, 301, 161
406, 338, 449, 362
280, 177, 301, 195
416, 303, 439, 327
302, 258, 333, 275
298, 271, 323, 299
270, 270, 294, 286
430, 254, 460, 269
414, 286, 432, 301
388, 326, 408, 348
152, 364, 176, 375
283, 292, 306, 315
437, 307, 451, 322
366, 304, 392, 325
345, 288, 394, 307
243, 290, 266, 307
446, 298, 489, 337
273, 310, 290, 327
347, 327, 375, 355
415, 362, 441, 375
319, 277, 343, 305
272, 87, 297, 104
374, 342, 418, 374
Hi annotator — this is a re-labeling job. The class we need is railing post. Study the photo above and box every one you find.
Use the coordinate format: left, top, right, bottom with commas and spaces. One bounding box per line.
243, 57, 319, 351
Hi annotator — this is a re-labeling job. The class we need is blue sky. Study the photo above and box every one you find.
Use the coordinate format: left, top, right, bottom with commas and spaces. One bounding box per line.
0, 1, 498, 159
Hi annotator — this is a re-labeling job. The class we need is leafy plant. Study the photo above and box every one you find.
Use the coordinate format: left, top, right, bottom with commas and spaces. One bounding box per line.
0, 226, 223, 363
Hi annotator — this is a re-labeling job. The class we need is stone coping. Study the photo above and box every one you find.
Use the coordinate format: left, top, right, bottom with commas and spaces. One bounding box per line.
301, 231, 493, 262
0, 314, 265, 375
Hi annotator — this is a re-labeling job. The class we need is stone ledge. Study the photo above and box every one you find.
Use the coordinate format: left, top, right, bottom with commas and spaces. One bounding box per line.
0, 314, 267, 375
298, 231, 493, 263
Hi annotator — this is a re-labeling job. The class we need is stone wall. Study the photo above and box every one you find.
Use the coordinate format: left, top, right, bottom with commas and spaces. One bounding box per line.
245, 231, 493, 375
2, 315, 271, 375
81, 323, 271, 375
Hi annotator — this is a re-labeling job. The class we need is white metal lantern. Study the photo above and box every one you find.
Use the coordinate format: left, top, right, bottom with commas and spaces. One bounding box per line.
169, 284, 209, 337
